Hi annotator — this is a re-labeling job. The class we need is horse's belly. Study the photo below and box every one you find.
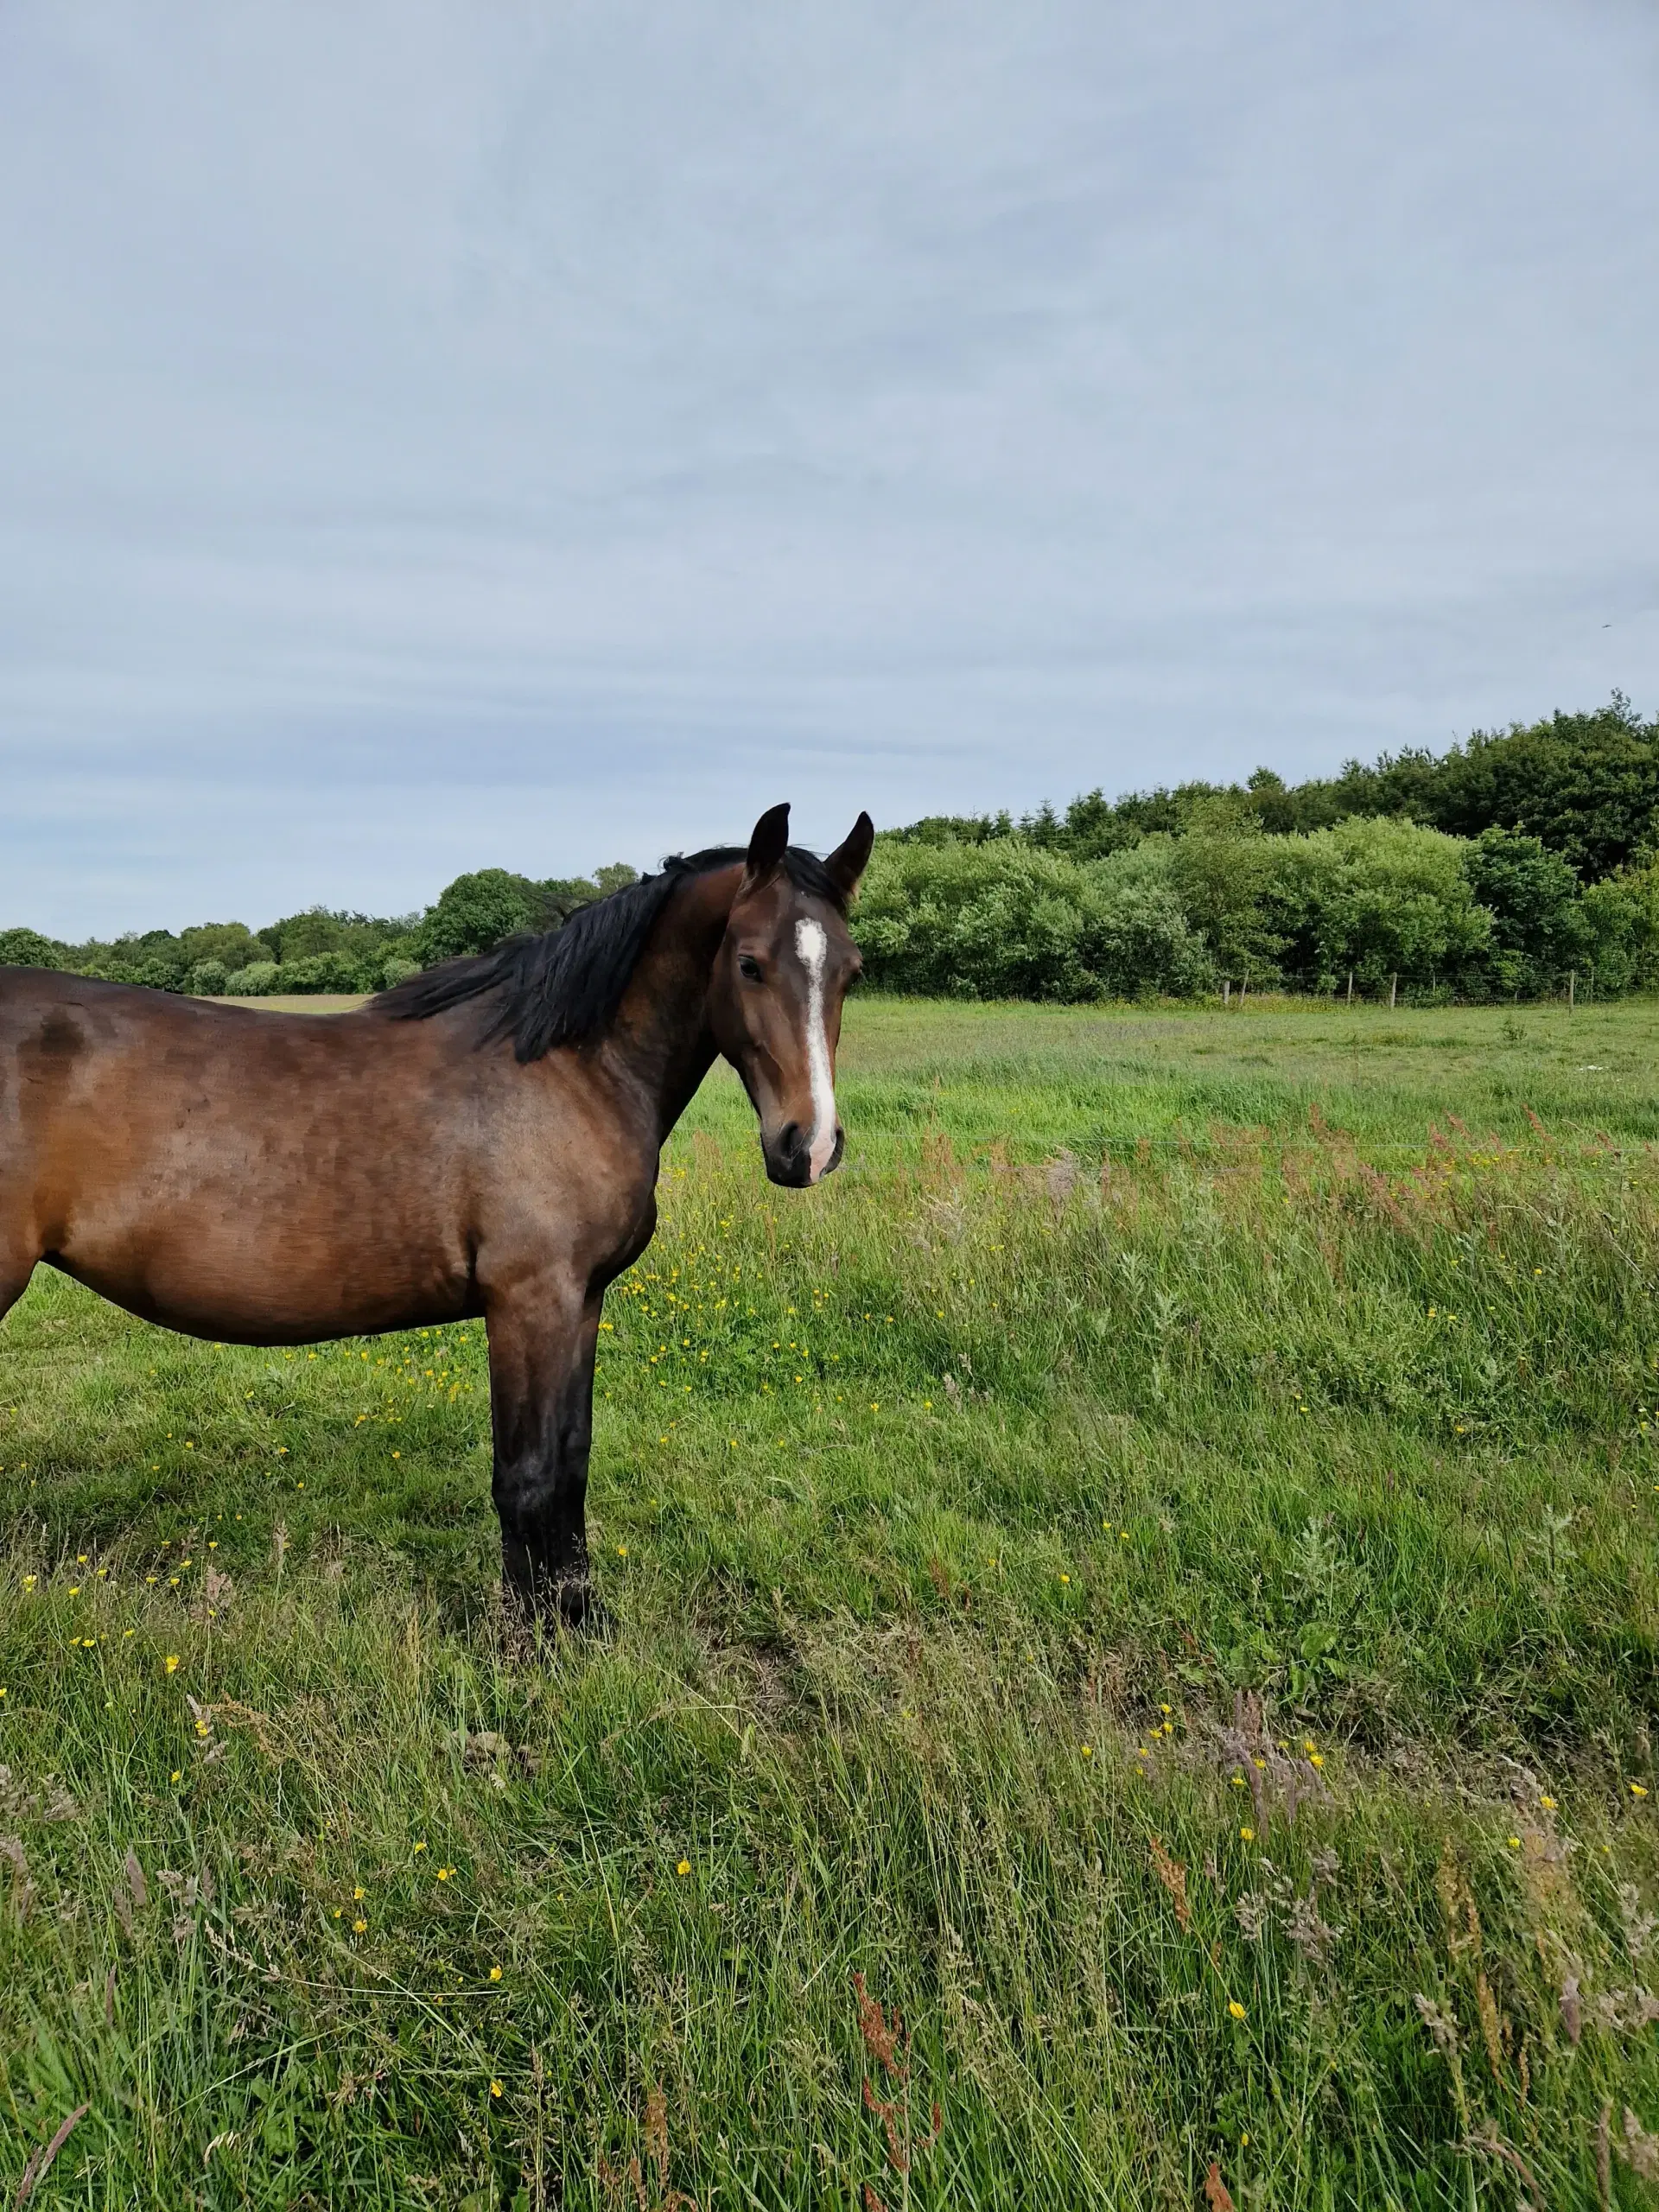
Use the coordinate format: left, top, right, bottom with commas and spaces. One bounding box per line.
54, 1166, 476, 1346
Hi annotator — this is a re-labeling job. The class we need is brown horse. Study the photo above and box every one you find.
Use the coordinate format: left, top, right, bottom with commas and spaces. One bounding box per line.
0, 804, 873, 1624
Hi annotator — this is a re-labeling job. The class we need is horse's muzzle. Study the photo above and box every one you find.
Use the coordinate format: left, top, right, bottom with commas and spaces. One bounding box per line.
763, 1122, 844, 1187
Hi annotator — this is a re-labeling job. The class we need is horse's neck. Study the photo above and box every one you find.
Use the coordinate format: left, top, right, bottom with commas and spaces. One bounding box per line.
601, 867, 738, 1145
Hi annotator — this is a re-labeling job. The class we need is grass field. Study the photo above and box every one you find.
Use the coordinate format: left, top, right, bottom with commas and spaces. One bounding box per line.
3, 995, 1659, 2208
201, 995, 368, 1015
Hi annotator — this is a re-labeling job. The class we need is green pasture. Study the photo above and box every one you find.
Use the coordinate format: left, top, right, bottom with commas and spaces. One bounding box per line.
202, 994, 367, 1015
3, 997, 1658, 2207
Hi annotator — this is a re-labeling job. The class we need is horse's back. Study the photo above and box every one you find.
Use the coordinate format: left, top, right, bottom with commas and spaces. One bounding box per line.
0, 965, 124, 1147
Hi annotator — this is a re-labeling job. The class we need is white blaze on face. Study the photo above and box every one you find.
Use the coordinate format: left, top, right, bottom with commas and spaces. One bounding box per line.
794, 918, 837, 1180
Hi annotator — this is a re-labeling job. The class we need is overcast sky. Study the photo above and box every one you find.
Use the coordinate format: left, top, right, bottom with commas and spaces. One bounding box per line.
3, 1, 1656, 937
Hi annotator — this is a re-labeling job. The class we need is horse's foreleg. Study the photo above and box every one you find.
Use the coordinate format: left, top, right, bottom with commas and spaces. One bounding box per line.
0, 1242, 34, 1328
485, 1277, 602, 1630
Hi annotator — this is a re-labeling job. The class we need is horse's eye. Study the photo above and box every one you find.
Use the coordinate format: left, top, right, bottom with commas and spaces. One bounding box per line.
738, 954, 764, 983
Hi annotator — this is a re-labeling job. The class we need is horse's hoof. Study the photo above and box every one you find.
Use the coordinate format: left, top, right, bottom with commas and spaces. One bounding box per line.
520, 1578, 607, 1638
557, 1584, 610, 1638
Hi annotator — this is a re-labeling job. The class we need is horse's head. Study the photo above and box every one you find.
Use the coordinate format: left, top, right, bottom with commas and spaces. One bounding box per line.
709, 803, 874, 1188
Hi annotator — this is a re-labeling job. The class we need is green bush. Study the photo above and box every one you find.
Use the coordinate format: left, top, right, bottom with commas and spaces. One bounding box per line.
0, 927, 71, 969
411, 865, 635, 965
1463, 827, 1587, 994
264, 909, 352, 962
1580, 862, 1659, 995
185, 959, 230, 995
854, 838, 1213, 1000
1421, 694, 1659, 877
221, 963, 282, 997
414, 870, 545, 963
1267, 817, 1496, 994
122, 957, 186, 993
1165, 810, 1287, 981
276, 951, 371, 995
178, 922, 272, 974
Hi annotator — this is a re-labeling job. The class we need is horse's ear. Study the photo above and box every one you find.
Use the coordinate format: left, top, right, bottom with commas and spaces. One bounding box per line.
823, 811, 874, 900
742, 803, 791, 887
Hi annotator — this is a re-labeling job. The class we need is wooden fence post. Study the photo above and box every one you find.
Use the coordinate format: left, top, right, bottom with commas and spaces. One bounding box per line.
1568, 970, 1575, 1010
1389, 974, 1398, 1009
1223, 979, 1230, 1007
1346, 972, 1354, 1004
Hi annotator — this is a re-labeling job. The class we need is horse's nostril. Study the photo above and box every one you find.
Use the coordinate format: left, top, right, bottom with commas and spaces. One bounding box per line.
763, 1122, 814, 1187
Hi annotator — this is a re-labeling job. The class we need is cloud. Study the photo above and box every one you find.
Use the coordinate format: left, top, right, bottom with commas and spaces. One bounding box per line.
2, 0, 1656, 932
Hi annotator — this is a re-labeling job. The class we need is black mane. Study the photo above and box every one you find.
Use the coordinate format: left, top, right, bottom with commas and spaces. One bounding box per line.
374, 846, 846, 1064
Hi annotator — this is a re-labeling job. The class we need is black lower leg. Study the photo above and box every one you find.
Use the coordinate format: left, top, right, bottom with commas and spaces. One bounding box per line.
486, 1291, 601, 1630
497, 1493, 594, 1626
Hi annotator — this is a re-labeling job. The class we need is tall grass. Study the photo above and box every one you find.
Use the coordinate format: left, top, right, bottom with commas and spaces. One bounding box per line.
2, 999, 1657, 2206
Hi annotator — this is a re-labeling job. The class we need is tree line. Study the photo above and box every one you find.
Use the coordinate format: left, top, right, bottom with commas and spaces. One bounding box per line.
0, 863, 640, 1000
4, 695, 1656, 1004
862, 695, 1658, 1001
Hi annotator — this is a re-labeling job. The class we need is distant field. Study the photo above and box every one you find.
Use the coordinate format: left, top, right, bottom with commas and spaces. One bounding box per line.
204, 993, 370, 1014
2, 997, 1657, 2207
